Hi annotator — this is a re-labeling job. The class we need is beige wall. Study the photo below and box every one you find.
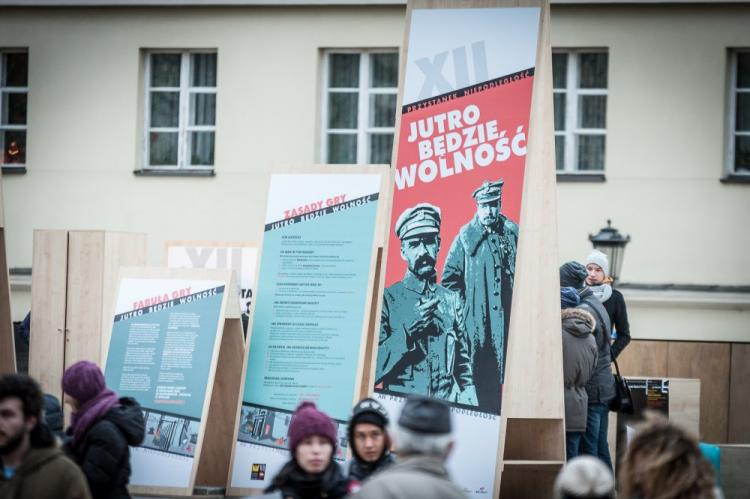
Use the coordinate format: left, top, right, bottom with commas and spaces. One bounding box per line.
1, 5, 749, 339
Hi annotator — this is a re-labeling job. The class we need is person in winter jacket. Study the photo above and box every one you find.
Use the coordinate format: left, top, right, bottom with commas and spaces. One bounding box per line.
343, 398, 395, 491
354, 395, 466, 499
0, 373, 91, 499
554, 456, 615, 499
560, 262, 615, 469
62, 361, 145, 499
264, 401, 348, 499
560, 295, 598, 461
585, 249, 631, 359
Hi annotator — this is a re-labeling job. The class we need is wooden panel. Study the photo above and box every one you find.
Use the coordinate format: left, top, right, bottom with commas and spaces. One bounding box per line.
29, 230, 69, 398
667, 343, 730, 443
617, 340, 668, 378
718, 445, 750, 499
360, 247, 383, 398
504, 419, 564, 461
729, 344, 750, 443
499, 466, 560, 499
0, 228, 15, 374
669, 378, 701, 437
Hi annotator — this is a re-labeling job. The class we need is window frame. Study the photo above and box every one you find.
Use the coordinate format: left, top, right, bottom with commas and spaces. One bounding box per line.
727, 49, 750, 177
553, 48, 609, 174
0, 48, 29, 172
320, 48, 399, 165
143, 49, 217, 171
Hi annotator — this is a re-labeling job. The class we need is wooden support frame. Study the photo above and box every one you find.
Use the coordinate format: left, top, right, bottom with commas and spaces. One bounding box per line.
105, 267, 243, 497
0, 177, 15, 374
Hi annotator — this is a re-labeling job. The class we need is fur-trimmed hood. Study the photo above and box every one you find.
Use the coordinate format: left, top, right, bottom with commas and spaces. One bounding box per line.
562, 307, 596, 337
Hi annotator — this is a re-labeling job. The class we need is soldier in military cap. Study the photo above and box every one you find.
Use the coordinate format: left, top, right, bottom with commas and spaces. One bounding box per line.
375, 204, 477, 406
442, 179, 519, 415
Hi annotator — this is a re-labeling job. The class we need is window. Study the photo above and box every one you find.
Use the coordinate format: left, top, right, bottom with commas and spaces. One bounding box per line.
321, 50, 398, 164
144, 51, 217, 170
1, 50, 28, 170
552, 50, 608, 172
729, 50, 750, 175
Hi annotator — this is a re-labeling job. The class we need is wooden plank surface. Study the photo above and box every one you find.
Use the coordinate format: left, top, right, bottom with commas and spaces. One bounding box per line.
0, 228, 15, 374
728, 344, 750, 443
667, 343, 730, 443
29, 230, 69, 398
669, 378, 700, 437
617, 340, 669, 378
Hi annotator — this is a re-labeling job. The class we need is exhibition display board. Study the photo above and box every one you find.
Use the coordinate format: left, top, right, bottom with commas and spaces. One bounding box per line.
104, 267, 243, 496
227, 167, 387, 494
369, 1, 563, 497
166, 241, 258, 337
0, 178, 15, 374
29, 230, 146, 400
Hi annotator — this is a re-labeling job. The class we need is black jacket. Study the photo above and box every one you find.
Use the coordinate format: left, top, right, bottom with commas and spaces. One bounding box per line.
603, 288, 631, 359
64, 397, 145, 499
578, 289, 615, 405
265, 460, 348, 499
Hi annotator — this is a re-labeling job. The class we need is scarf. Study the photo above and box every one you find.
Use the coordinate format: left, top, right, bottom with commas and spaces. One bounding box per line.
69, 389, 119, 447
589, 283, 613, 303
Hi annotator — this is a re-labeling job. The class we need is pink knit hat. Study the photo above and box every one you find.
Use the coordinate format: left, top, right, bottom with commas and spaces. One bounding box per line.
288, 401, 337, 454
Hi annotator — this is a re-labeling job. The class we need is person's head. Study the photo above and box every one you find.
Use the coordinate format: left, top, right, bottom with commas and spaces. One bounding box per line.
560, 286, 581, 309
554, 456, 615, 499
62, 360, 107, 412
287, 401, 337, 474
585, 250, 610, 286
0, 374, 48, 456
618, 412, 716, 499
348, 398, 390, 464
393, 395, 453, 461
559, 261, 588, 290
472, 179, 504, 228
396, 204, 441, 279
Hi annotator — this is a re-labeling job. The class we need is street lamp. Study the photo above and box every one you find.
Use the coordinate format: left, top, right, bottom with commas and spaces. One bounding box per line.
589, 220, 631, 283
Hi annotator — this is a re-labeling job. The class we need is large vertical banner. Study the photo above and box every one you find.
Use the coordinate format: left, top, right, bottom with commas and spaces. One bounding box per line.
104, 274, 227, 492
166, 242, 258, 335
374, 6, 540, 496
229, 172, 382, 492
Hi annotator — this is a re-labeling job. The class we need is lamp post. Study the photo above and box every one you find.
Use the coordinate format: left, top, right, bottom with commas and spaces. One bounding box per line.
589, 220, 630, 283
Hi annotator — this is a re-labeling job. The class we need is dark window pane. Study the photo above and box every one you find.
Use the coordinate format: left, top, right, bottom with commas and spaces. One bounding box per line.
369, 133, 393, 163
736, 136, 750, 173
2, 130, 25, 165
150, 91, 179, 128
3, 53, 28, 87
736, 92, 750, 131
577, 135, 605, 171
553, 93, 566, 131
555, 135, 565, 171
191, 53, 217, 87
737, 52, 750, 88
552, 53, 567, 89
190, 131, 214, 165
1, 92, 27, 125
150, 54, 181, 87
327, 134, 357, 163
190, 93, 216, 126
329, 54, 360, 88
371, 53, 398, 88
579, 95, 607, 129
327, 92, 358, 129
369, 94, 396, 127
149, 132, 178, 166
579, 53, 608, 89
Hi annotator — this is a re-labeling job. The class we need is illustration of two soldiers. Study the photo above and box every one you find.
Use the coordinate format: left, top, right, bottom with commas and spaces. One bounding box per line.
375, 179, 518, 415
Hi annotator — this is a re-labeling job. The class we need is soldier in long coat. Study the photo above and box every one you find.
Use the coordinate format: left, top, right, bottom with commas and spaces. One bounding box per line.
442, 180, 518, 414
375, 204, 477, 406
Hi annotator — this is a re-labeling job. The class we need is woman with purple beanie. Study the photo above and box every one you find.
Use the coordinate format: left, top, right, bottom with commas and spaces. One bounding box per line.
62, 361, 145, 499
264, 401, 348, 499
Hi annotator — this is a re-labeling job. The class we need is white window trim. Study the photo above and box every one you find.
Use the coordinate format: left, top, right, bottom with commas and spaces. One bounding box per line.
0, 48, 29, 169
553, 49, 608, 173
320, 48, 398, 164
727, 49, 750, 176
143, 49, 217, 171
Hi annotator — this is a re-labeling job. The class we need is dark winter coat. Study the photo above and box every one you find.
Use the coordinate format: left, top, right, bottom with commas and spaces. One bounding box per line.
578, 288, 615, 405
264, 459, 348, 499
343, 451, 396, 484
354, 455, 467, 499
562, 308, 598, 432
64, 397, 145, 499
0, 447, 92, 499
603, 288, 631, 359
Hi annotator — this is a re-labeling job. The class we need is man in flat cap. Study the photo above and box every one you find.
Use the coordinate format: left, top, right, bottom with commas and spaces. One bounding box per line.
375, 204, 477, 406
442, 179, 519, 415
355, 396, 466, 499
